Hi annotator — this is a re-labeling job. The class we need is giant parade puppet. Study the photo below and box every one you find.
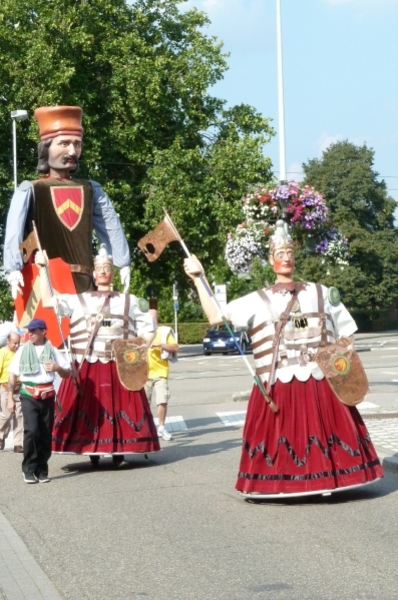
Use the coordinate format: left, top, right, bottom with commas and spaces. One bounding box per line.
4, 105, 131, 346
182, 222, 383, 499
137, 209, 383, 499
35, 244, 160, 467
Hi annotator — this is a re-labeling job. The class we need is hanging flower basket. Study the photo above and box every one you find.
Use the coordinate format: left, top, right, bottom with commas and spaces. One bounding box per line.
225, 222, 272, 274
225, 181, 349, 274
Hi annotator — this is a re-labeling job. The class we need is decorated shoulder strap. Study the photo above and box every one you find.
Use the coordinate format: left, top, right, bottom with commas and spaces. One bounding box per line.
123, 293, 131, 339
77, 293, 112, 372
316, 284, 328, 347
257, 288, 298, 393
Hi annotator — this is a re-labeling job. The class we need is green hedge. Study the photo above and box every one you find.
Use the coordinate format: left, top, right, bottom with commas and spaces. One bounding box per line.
350, 309, 397, 333
164, 322, 209, 344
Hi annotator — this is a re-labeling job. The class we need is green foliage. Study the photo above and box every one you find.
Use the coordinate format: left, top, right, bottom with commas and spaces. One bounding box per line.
0, 273, 14, 321
164, 321, 208, 344
302, 141, 398, 312
141, 106, 274, 287
0, 0, 275, 320
207, 256, 275, 302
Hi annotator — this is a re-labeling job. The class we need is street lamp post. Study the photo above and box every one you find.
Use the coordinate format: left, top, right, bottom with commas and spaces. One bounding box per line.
10, 109, 28, 190
276, 0, 287, 183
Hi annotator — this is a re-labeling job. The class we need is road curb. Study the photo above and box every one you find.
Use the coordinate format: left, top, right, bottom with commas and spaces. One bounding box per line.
382, 455, 398, 473
361, 411, 398, 420
373, 445, 398, 473
232, 390, 251, 402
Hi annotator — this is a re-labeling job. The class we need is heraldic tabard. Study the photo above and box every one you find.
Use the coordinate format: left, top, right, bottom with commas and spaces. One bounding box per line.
30, 179, 93, 292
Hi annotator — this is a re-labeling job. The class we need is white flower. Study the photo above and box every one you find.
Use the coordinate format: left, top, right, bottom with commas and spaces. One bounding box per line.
225, 222, 271, 274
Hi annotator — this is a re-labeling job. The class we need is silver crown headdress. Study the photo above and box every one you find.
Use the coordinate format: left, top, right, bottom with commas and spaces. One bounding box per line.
94, 244, 113, 267
269, 220, 294, 256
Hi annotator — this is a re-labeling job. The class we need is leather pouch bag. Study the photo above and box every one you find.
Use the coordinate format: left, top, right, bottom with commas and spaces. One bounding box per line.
314, 337, 368, 406
29, 385, 55, 400
112, 338, 148, 391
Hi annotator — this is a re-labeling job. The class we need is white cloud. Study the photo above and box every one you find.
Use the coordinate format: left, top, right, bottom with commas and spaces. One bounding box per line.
183, 0, 271, 51
317, 132, 344, 155
316, 132, 372, 157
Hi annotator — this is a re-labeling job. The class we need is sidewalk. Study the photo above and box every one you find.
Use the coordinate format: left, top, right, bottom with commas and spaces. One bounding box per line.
0, 511, 63, 600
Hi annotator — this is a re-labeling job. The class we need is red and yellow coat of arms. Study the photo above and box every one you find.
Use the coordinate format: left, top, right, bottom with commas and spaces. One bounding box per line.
50, 186, 84, 231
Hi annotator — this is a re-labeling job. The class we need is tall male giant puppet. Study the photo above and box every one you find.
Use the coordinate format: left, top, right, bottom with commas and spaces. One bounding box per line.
4, 105, 130, 301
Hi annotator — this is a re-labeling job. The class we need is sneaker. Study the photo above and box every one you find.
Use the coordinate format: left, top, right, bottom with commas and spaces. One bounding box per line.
157, 426, 172, 441
23, 473, 38, 484
37, 472, 51, 483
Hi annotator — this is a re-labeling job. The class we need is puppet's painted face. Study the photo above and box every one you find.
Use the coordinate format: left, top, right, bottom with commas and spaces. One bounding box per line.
270, 247, 295, 278
48, 135, 83, 173
93, 263, 113, 287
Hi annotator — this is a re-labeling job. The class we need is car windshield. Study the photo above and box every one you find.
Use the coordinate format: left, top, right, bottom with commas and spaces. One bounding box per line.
207, 325, 237, 334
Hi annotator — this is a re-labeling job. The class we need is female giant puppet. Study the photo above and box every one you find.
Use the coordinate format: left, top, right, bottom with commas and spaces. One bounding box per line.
35, 245, 160, 466
184, 222, 383, 498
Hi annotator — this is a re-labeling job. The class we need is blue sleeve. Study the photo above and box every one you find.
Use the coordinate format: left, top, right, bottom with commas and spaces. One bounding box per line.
90, 181, 130, 268
3, 182, 32, 273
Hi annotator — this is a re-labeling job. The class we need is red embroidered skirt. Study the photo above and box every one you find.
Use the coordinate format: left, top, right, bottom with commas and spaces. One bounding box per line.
236, 376, 383, 494
53, 361, 160, 455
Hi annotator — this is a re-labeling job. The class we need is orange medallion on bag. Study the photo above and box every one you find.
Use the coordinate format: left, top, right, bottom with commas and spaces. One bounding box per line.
331, 355, 351, 376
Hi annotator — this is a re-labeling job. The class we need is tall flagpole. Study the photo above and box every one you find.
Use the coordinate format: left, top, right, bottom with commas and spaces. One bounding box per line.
276, 0, 287, 183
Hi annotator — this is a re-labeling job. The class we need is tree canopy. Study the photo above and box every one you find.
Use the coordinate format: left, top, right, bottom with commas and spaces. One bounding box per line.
0, 0, 275, 321
300, 140, 398, 314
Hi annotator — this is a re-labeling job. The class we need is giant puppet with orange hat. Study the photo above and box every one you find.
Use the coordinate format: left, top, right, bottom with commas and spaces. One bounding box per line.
4, 106, 131, 346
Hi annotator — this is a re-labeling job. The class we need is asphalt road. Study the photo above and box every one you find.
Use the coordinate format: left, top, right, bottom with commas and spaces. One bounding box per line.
170, 331, 398, 413
1, 422, 398, 600
0, 331, 397, 600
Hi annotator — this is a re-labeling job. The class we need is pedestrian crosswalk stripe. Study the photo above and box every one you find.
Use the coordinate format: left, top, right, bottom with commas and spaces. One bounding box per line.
216, 411, 246, 426
4, 410, 398, 453
358, 401, 378, 411
154, 416, 188, 432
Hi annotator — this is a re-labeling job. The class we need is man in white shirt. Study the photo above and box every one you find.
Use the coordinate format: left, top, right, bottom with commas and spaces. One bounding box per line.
8, 319, 70, 484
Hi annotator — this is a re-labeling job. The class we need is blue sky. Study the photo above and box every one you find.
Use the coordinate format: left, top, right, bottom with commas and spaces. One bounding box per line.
183, 0, 398, 209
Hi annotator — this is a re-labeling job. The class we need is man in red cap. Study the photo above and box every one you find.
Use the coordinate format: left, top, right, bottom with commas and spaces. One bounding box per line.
4, 105, 131, 297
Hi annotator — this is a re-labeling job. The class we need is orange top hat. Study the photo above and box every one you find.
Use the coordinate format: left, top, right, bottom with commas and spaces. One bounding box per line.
34, 106, 83, 140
